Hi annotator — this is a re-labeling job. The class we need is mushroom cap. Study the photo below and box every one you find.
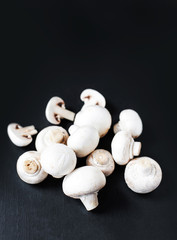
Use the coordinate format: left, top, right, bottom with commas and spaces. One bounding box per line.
80, 89, 106, 109
16, 151, 48, 184
86, 149, 115, 176
35, 126, 69, 152
67, 125, 100, 158
74, 105, 112, 137
62, 166, 106, 198
40, 143, 77, 178
124, 157, 162, 194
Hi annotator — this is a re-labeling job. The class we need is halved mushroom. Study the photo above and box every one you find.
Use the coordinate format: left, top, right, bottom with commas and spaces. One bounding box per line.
16, 151, 48, 184
62, 166, 106, 211
7, 123, 38, 147
45, 96, 75, 124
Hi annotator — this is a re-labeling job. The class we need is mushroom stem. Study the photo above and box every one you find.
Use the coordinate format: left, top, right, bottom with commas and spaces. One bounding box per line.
113, 122, 121, 134
56, 108, 75, 121
16, 125, 38, 135
133, 142, 142, 156
80, 193, 98, 211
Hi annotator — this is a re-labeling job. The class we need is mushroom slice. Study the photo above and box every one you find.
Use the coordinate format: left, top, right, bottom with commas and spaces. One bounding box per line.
40, 143, 77, 178
45, 96, 75, 124
80, 89, 106, 110
35, 126, 69, 152
111, 131, 141, 165
16, 151, 48, 184
113, 109, 143, 138
86, 149, 115, 176
7, 123, 38, 147
124, 157, 162, 194
62, 166, 106, 211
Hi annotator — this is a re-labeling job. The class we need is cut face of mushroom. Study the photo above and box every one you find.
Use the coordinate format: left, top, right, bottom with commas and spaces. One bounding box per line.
74, 105, 112, 138
80, 89, 106, 110
111, 131, 141, 165
62, 166, 106, 211
113, 109, 143, 138
35, 126, 69, 152
7, 123, 38, 147
16, 151, 48, 184
67, 125, 100, 158
40, 143, 77, 178
86, 149, 115, 176
124, 157, 162, 194
45, 96, 75, 124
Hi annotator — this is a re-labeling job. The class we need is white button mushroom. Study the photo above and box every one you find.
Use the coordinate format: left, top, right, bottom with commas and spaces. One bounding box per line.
113, 109, 143, 138
45, 96, 75, 124
35, 126, 69, 152
67, 125, 100, 158
86, 149, 115, 176
111, 131, 141, 165
62, 166, 106, 211
40, 143, 77, 178
16, 151, 48, 184
7, 123, 38, 147
124, 157, 162, 194
74, 105, 112, 138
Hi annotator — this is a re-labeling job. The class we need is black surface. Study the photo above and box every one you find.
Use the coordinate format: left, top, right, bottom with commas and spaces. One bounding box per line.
1, 2, 177, 240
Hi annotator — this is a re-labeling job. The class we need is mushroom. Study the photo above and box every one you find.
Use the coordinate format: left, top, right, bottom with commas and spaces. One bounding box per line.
111, 131, 141, 165
40, 143, 77, 178
67, 125, 100, 158
124, 157, 162, 194
86, 149, 115, 176
7, 123, 38, 147
62, 166, 106, 211
80, 88, 106, 110
45, 96, 75, 124
74, 105, 112, 137
16, 151, 48, 184
113, 109, 143, 138
35, 126, 69, 152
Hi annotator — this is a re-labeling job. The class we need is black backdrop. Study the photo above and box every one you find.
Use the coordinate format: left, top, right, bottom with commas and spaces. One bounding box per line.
1, 1, 177, 240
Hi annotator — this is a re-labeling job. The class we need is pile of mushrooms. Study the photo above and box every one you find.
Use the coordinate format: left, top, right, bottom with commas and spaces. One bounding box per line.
7, 88, 162, 211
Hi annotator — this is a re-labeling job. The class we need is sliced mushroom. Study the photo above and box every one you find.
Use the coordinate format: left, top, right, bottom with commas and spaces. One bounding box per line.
16, 151, 48, 184
86, 149, 115, 176
111, 131, 141, 165
7, 123, 38, 147
62, 166, 106, 211
45, 96, 75, 124
124, 157, 162, 193
35, 126, 69, 152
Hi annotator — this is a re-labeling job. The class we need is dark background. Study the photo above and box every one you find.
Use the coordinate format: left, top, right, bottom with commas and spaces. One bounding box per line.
1, 1, 177, 239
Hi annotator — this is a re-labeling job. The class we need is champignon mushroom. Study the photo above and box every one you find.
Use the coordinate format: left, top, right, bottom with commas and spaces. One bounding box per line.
74, 105, 112, 137
40, 143, 77, 178
80, 88, 106, 110
86, 149, 115, 176
113, 109, 143, 138
45, 96, 75, 124
7, 123, 38, 147
35, 126, 68, 152
124, 157, 162, 193
16, 151, 48, 184
62, 166, 106, 211
67, 125, 100, 158
111, 131, 141, 165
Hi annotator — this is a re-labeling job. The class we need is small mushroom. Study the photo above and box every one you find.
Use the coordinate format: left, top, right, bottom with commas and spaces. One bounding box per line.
124, 157, 162, 194
74, 105, 112, 137
35, 126, 69, 152
16, 151, 48, 184
40, 143, 77, 178
80, 88, 106, 110
113, 109, 143, 138
7, 123, 38, 147
45, 96, 75, 124
62, 166, 106, 211
67, 125, 100, 158
86, 149, 115, 176
111, 131, 141, 165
